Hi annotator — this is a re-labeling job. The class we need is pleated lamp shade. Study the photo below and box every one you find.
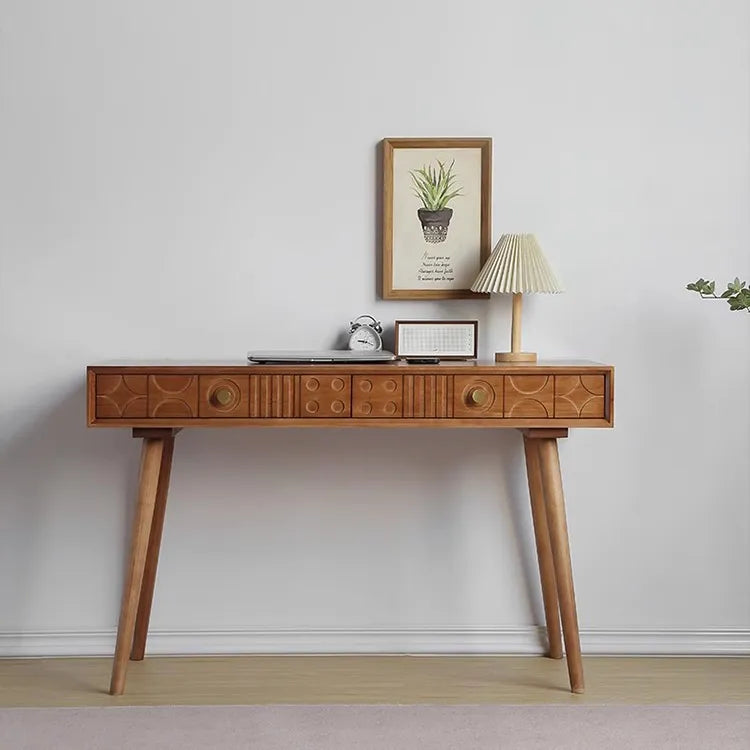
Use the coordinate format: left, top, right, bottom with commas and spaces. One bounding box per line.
471, 234, 562, 363
471, 234, 563, 294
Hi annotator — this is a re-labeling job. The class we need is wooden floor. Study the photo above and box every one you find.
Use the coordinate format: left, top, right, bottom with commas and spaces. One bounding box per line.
0, 656, 748, 706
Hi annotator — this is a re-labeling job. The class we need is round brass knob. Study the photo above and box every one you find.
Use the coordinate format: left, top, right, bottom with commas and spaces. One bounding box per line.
213, 386, 234, 407
469, 387, 487, 405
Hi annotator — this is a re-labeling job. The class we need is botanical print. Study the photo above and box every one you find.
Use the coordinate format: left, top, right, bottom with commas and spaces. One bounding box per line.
392, 147, 482, 292
409, 159, 462, 244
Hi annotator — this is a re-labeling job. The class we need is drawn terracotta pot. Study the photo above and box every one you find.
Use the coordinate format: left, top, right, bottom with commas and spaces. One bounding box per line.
417, 208, 453, 244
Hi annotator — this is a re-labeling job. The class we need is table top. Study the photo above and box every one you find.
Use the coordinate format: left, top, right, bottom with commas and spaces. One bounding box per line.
88, 359, 612, 374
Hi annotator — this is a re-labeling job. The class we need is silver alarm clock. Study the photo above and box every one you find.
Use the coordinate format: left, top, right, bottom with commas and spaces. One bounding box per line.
348, 314, 383, 351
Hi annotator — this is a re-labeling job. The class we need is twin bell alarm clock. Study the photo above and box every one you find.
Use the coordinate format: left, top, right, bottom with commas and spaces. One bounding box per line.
347, 314, 383, 351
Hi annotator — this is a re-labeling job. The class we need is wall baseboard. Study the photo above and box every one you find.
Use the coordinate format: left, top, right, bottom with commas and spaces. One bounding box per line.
1, 627, 748, 658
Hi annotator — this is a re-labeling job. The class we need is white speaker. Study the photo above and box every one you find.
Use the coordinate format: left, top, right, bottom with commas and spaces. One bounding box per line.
394, 320, 478, 360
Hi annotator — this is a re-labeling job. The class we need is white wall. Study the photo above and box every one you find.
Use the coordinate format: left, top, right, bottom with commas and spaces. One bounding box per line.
1, 0, 748, 655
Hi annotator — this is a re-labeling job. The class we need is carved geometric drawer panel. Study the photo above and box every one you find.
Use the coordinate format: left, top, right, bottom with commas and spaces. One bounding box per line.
96, 375, 148, 418
148, 375, 199, 418
249, 374, 296, 418
299, 375, 351, 418
199, 376, 250, 418
403, 374, 453, 417
504, 375, 554, 418
555, 375, 606, 418
453, 375, 504, 418
352, 375, 402, 417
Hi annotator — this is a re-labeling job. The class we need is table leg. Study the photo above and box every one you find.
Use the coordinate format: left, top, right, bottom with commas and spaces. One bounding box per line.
523, 435, 563, 659
130, 434, 175, 661
109, 437, 164, 695
537, 437, 584, 694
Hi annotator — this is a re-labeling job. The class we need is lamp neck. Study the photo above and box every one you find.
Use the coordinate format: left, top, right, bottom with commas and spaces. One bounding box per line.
511, 293, 523, 353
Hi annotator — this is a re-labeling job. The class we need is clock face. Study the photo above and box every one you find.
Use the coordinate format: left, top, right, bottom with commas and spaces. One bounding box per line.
349, 326, 381, 351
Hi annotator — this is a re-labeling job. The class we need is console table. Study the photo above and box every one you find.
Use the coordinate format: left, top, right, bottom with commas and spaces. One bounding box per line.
87, 360, 614, 695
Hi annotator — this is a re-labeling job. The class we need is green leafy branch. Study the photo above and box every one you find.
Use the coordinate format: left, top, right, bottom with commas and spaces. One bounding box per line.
686, 277, 750, 312
409, 159, 463, 211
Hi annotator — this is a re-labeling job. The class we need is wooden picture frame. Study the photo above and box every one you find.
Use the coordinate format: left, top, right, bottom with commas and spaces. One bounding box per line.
394, 320, 478, 360
382, 138, 492, 300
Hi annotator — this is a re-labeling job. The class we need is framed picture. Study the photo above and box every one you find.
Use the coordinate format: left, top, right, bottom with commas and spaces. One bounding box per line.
395, 320, 478, 360
382, 137, 492, 300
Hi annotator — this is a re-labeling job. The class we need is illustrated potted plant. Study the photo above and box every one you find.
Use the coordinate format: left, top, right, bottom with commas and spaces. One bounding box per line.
686, 277, 750, 312
409, 159, 463, 243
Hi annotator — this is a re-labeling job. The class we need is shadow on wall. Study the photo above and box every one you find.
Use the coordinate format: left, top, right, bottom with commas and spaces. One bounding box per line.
165, 426, 544, 628
1, 384, 549, 636
0, 382, 140, 630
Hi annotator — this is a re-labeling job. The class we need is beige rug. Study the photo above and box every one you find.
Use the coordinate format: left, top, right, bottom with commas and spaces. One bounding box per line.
1, 705, 748, 749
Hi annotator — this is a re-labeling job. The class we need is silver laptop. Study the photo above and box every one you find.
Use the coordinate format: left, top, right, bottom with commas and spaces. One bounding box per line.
247, 350, 396, 364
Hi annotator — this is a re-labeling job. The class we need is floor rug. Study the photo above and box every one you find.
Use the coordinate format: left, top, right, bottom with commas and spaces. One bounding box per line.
1, 704, 748, 749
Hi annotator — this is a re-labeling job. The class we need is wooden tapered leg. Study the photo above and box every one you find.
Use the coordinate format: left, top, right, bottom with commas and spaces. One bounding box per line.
130, 434, 175, 661
523, 436, 563, 659
109, 438, 165, 695
537, 437, 585, 694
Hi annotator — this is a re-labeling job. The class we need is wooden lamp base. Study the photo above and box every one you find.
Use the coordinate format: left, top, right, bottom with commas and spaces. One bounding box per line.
495, 351, 538, 363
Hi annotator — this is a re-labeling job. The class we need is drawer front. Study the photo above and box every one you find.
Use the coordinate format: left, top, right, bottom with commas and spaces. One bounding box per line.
403, 374, 453, 417
96, 375, 148, 418
249, 374, 296, 418
148, 375, 199, 418
555, 375, 606, 418
453, 376, 503, 418
352, 375, 403, 417
504, 375, 554, 418
199, 376, 250, 418
300, 375, 351, 418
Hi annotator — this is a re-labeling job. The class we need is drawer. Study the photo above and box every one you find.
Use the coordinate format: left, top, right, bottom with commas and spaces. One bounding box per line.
453, 376, 503, 418
300, 375, 351, 418
353, 375, 402, 417
555, 375, 606, 418
148, 375, 199, 418
96, 375, 148, 418
504, 375, 554, 418
249, 374, 296, 417
199, 376, 250, 418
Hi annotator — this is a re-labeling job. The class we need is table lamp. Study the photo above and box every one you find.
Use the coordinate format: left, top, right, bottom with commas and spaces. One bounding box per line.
471, 233, 563, 363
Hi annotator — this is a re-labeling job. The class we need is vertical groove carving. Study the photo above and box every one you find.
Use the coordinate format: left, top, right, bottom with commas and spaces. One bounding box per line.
271, 375, 281, 417
260, 375, 271, 416
404, 375, 450, 418
249, 375, 259, 417
403, 375, 414, 417
283, 375, 295, 417
249, 374, 298, 418
414, 376, 425, 417
425, 375, 435, 417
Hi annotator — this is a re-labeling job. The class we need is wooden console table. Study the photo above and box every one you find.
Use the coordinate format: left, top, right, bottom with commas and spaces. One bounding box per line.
87, 360, 614, 695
